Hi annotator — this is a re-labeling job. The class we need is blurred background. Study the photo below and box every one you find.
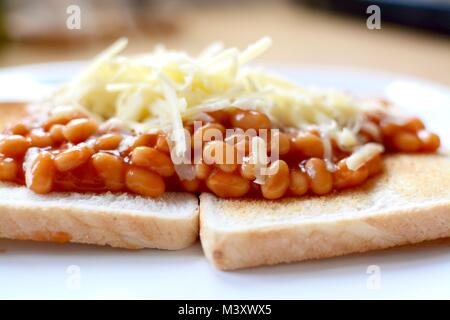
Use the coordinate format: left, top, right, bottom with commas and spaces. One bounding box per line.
0, 0, 449, 85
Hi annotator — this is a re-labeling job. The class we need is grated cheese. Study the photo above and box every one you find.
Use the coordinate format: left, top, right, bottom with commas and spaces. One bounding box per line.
248, 136, 270, 185
48, 37, 385, 172
346, 143, 385, 171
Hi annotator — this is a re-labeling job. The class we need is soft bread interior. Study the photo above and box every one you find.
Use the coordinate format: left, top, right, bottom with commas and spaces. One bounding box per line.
200, 154, 450, 269
0, 183, 199, 249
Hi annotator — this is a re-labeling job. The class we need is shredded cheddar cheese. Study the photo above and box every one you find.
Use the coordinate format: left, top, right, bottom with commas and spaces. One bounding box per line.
47, 37, 385, 171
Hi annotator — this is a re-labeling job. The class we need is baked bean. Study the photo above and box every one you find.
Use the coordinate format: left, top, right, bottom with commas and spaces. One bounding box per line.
192, 123, 225, 147
289, 169, 308, 196
9, 122, 29, 136
54, 144, 94, 172
270, 131, 290, 155
49, 124, 66, 144
261, 160, 290, 199
239, 160, 255, 180
0, 158, 18, 181
92, 152, 124, 191
130, 146, 175, 177
218, 162, 238, 174
307, 128, 321, 136
180, 178, 201, 192
132, 132, 159, 149
418, 130, 440, 152
63, 118, 98, 143
208, 110, 229, 123
206, 170, 250, 197
183, 124, 194, 134
333, 160, 369, 190
230, 110, 271, 131
29, 131, 53, 148
380, 120, 401, 137
94, 133, 122, 151
155, 135, 170, 154
195, 161, 211, 180
392, 130, 421, 152
292, 132, 324, 158
26, 151, 55, 194
305, 158, 333, 195
403, 117, 425, 133
366, 154, 383, 176
203, 141, 237, 172
0, 135, 31, 158
43, 110, 85, 130
125, 166, 165, 197
226, 133, 251, 159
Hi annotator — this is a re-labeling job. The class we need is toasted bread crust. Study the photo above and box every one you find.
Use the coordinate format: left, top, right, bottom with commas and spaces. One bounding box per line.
200, 154, 450, 270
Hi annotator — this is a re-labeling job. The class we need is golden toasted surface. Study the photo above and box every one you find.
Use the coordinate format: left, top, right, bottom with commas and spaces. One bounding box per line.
201, 154, 450, 229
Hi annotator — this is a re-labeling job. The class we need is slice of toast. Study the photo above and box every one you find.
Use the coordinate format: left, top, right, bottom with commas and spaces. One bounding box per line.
200, 154, 450, 270
0, 103, 199, 250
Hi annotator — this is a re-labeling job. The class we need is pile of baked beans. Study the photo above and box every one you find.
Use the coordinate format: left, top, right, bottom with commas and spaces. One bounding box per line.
0, 107, 440, 199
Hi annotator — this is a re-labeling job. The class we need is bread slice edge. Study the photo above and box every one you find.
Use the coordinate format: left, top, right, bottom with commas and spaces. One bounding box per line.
0, 183, 199, 250
200, 197, 450, 270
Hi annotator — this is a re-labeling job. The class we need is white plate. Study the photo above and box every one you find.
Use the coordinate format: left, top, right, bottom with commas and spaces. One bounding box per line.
0, 62, 449, 300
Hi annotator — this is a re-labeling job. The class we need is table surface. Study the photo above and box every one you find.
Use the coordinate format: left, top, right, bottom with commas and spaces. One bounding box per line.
1, 2, 449, 86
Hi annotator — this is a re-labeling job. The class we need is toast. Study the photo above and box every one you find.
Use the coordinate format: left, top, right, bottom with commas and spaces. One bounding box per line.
200, 154, 450, 270
0, 103, 199, 250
